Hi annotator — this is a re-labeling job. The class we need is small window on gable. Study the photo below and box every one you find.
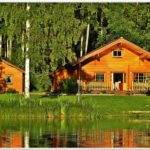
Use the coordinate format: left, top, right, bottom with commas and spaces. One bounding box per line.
5, 76, 13, 84
95, 73, 104, 82
113, 50, 122, 57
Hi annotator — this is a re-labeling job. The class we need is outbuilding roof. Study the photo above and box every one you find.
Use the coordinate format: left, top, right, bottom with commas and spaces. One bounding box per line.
1, 59, 24, 73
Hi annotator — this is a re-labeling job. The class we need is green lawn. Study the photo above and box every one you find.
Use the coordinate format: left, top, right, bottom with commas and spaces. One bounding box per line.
0, 94, 149, 118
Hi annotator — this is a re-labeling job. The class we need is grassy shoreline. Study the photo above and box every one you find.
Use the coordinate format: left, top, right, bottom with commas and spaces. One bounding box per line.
0, 94, 150, 119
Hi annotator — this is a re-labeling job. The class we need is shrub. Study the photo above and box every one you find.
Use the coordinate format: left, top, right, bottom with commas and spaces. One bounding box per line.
6, 88, 18, 93
59, 77, 78, 94
30, 71, 51, 92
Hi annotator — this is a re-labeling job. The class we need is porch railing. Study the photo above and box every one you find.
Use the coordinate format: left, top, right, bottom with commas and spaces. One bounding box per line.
81, 82, 111, 92
132, 82, 150, 91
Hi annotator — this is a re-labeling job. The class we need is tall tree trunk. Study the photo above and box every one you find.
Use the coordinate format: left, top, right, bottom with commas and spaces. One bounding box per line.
6, 38, 9, 59
85, 23, 90, 54
25, 4, 30, 99
7, 38, 12, 60
5, 39, 8, 59
80, 35, 83, 57
24, 131, 29, 148
0, 34, 2, 57
22, 31, 25, 58
9, 38, 12, 60
100, 13, 103, 37
77, 35, 84, 102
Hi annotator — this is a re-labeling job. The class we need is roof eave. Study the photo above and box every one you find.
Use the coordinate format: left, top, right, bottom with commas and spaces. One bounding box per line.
1, 59, 25, 73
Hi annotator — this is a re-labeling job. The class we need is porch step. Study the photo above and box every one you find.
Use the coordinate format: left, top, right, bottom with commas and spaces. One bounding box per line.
114, 91, 128, 96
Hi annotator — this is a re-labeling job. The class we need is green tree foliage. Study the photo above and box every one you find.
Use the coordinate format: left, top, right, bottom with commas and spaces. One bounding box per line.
0, 3, 150, 91
99, 3, 150, 50
59, 77, 78, 94
28, 3, 82, 91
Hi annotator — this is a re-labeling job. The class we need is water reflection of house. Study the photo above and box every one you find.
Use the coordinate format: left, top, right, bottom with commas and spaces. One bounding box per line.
133, 130, 150, 148
1, 129, 149, 148
42, 130, 137, 147
79, 129, 150, 148
79, 130, 113, 147
0, 132, 23, 148
52, 133, 68, 147
43, 133, 77, 147
41, 129, 150, 148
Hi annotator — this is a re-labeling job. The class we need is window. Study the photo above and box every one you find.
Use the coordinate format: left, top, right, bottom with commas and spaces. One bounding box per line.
96, 73, 104, 82
113, 50, 122, 57
134, 73, 149, 83
5, 76, 13, 84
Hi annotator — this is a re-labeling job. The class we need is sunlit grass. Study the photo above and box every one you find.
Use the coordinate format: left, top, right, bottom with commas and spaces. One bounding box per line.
0, 94, 149, 119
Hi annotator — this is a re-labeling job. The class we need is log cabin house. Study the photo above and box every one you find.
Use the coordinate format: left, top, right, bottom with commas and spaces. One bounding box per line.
0, 59, 24, 94
51, 37, 150, 94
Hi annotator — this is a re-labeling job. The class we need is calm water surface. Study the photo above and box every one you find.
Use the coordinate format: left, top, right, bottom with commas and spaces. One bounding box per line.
0, 118, 150, 148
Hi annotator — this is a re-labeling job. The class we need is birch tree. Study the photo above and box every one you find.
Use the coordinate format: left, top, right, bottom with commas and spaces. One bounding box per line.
25, 3, 30, 98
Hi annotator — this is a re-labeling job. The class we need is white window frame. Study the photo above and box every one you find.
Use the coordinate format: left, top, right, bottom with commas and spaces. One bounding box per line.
112, 50, 122, 57
133, 73, 148, 83
95, 73, 105, 82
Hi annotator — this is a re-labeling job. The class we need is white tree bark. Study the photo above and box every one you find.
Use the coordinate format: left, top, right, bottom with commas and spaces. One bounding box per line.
80, 35, 83, 57
6, 39, 9, 58
24, 131, 29, 148
77, 35, 84, 102
22, 31, 25, 57
85, 23, 90, 54
6, 38, 12, 60
25, 4, 30, 99
9, 38, 12, 60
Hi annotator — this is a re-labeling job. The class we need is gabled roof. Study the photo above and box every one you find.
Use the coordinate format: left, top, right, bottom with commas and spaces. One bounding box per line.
1, 59, 24, 73
78, 37, 150, 63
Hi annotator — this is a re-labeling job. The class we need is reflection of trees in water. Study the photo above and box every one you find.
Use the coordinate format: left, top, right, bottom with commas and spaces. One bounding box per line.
1, 129, 150, 148
29, 132, 78, 147
0, 118, 150, 148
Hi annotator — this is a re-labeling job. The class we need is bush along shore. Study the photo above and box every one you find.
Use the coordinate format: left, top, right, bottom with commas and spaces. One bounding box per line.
0, 94, 150, 119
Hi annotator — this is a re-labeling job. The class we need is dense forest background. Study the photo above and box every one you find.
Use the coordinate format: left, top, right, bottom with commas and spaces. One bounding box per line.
0, 3, 150, 91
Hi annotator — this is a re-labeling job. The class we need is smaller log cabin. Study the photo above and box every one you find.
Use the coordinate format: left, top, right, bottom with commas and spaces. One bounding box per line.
0, 59, 24, 94
51, 37, 150, 93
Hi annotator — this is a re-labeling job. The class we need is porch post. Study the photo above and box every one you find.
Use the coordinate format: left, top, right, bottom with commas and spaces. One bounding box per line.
128, 65, 130, 91
111, 73, 114, 91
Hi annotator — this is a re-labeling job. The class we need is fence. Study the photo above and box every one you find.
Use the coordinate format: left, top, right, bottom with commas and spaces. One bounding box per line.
81, 82, 111, 92
132, 82, 150, 91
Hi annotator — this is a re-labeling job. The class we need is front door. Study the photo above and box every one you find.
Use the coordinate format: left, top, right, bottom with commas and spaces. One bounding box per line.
112, 73, 126, 91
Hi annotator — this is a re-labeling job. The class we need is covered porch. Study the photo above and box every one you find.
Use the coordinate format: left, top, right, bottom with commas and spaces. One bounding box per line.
81, 81, 150, 94
80, 71, 150, 93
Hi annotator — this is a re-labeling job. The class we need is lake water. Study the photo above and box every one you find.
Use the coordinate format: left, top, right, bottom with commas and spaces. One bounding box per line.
0, 118, 150, 148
